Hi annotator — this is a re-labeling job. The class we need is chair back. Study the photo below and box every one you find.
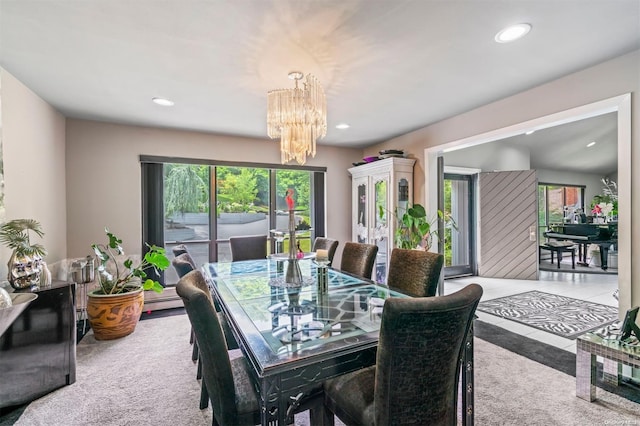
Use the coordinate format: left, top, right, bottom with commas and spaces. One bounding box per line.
340, 242, 378, 279
374, 283, 482, 425
312, 237, 339, 264
387, 249, 444, 297
229, 235, 268, 261
171, 253, 196, 278
172, 244, 190, 257
176, 270, 240, 425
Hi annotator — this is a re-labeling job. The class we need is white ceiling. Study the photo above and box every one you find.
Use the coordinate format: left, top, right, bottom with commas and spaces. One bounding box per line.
1, 0, 638, 172
445, 112, 618, 175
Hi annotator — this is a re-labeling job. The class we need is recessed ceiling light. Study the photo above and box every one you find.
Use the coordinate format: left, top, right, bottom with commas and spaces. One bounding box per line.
587, 141, 596, 147
495, 23, 532, 43
336, 123, 350, 129
525, 130, 535, 135
152, 97, 174, 106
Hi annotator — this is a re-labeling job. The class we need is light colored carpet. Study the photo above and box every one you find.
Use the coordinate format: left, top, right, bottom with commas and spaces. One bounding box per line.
7, 314, 640, 425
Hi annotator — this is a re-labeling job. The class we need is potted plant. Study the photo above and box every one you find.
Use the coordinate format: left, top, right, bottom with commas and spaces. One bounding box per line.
87, 228, 169, 340
395, 204, 455, 251
0, 219, 48, 289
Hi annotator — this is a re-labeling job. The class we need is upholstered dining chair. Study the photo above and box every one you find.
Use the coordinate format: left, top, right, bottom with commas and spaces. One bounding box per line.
229, 235, 268, 261
312, 237, 339, 265
386, 248, 444, 297
176, 270, 323, 425
339, 242, 378, 280
172, 257, 238, 399
172, 252, 198, 350
322, 283, 483, 426
172, 252, 197, 280
172, 243, 190, 258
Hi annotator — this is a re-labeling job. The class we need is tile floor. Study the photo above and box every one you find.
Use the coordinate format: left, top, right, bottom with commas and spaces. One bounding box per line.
444, 269, 618, 354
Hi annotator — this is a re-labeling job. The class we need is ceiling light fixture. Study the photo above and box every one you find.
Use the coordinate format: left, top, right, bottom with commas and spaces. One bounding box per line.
152, 97, 174, 106
587, 141, 596, 147
336, 123, 350, 129
267, 71, 327, 165
525, 130, 535, 135
495, 23, 532, 43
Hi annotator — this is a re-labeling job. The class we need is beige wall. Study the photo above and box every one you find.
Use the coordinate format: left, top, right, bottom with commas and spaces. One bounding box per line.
0, 68, 67, 277
65, 119, 360, 263
365, 49, 640, 308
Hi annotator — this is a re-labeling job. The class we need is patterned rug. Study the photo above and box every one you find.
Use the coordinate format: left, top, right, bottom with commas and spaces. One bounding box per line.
477, 291, 618, 339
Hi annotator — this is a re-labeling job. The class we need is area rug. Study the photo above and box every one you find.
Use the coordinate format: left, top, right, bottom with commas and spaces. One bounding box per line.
477, 291, 618, 339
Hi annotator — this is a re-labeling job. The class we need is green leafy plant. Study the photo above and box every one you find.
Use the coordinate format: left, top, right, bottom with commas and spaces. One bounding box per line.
0, 219, 47, 258
395, 204, 455, 250
91, 228, 170, 295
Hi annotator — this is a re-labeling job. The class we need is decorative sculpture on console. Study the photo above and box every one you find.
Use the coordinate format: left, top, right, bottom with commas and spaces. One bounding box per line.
0, 219, 48, 289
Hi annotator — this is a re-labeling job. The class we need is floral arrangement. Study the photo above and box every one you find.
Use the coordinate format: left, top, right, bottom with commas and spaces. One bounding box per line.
592, 202, 614, 217
591, 177, 618, 219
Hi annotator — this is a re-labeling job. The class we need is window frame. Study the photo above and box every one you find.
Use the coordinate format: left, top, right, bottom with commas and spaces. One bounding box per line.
140, 155, 327, 286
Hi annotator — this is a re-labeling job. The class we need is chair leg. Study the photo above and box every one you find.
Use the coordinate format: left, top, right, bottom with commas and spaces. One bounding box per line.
196, 357, 202, 380
189, 327, 194, 345
192, 339, 199, 362
310, 405, 334, 426
309, 404, 334, 426
199, 379, 209, 409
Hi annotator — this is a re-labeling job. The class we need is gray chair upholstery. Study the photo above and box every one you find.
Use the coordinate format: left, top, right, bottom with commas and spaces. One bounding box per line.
172, 244, 190, 257
177, 270, 322, 425
172, 252, 198, 350
177, 270, 261, 425
323, 283, 483, 426
340, 242, 378, 280
172, 253, 196, 279
386, 249, 444, 297
174, 264, 238, 410
312, 237, 339, 265
229, 235, 268, 261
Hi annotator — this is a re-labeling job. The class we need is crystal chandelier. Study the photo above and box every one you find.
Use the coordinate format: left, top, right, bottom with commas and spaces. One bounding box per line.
267, 71, 327, 165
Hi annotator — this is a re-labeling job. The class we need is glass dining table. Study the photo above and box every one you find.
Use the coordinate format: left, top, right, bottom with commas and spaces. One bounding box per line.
202, 258, 474, 426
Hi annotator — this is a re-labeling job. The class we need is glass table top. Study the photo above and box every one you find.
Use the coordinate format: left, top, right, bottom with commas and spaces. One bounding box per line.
579, 324, 640, 353
203, 259, 407, 369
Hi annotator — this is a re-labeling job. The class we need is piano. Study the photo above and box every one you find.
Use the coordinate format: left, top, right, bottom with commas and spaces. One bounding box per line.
544, 223, 617, 270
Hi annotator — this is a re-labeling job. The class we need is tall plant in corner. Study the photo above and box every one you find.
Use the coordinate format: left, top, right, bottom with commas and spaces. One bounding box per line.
91, 228, 169, 295
88, 228, 170, 340
395, 204, 455, 251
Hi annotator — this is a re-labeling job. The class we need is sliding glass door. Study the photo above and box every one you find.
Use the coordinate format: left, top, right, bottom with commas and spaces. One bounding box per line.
443, 173, 475, 277
142, 158, 325, 286
163, 164, 212, 284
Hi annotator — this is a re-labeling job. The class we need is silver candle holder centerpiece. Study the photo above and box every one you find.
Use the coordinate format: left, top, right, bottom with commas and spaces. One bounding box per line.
285, 209, 303, 286
315, 249, 330, 294
268, 189, 313, 289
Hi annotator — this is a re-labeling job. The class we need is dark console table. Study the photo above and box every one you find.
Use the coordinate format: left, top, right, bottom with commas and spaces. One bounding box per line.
0, 281, 77, 411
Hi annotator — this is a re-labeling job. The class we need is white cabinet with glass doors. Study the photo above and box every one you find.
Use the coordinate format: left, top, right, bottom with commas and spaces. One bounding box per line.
348, 157, 415, 283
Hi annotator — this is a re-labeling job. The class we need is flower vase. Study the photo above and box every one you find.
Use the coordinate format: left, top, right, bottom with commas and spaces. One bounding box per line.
285, 209, 303, 286
288, 210, 297, 260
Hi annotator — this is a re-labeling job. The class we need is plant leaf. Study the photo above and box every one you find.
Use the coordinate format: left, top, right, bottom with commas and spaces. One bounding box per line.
409, 204, 426, 218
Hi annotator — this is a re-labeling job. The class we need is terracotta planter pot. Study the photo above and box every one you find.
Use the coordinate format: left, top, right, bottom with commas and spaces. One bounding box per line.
87, 287, 144, 340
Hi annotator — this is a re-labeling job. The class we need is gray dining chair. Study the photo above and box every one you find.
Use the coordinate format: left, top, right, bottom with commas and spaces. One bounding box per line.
312, 237, 339, 265
172, 244, 191, 258
172, 265, 238, 410
176, 270, 323, 425
322, 283, 483, 425
171, 252, 199, 358
172, 252, 196, 281
386, 248, 444, 297
229, 235, 268, 261
339, 242, 378, 280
